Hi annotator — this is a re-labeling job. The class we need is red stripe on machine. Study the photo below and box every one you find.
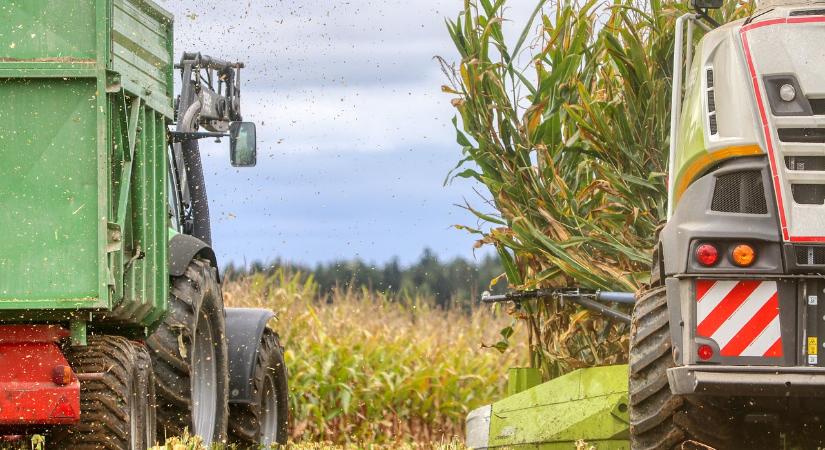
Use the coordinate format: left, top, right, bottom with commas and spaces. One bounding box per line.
695, 279, 782, 358
697, 281, 760, 337
695, 279, 714, 302
764, 338, 783, 358
720, 293, 779, 356
740, 26, 789, 241
740, 17, 825, 242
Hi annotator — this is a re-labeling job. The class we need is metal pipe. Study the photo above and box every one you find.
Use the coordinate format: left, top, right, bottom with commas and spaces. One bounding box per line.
694, 17, 712, 32
480, 289, 633, 323
566, 296, 631, 324
596, 291, 636, 304
667, 13, 697, 220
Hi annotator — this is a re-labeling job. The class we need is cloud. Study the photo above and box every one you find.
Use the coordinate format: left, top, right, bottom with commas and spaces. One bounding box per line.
158, 0, 533, 265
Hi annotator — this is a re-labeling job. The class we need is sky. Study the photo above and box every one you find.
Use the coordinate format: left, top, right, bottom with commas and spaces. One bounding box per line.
161, 0, 534, 267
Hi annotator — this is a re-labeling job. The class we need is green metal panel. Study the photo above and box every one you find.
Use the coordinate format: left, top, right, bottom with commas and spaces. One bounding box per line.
0, 0, 171, 332
0, 1, 97, 62
112, 0, 174, 117
672, 56, 708, 202
0, 79, 103, 307
487, 365, 630, 449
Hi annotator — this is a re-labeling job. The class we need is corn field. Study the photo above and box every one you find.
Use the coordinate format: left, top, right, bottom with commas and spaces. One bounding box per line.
223, 270, 525, 445
4, 273, 514, 449
147, 430, 468, 449
441, 0, 751, 378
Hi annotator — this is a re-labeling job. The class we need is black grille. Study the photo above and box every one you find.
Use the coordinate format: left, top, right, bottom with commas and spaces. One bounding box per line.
711, 171, 768, 214
785, 156, 825, 171
791, 184, 825, 205
790, 8, 825, 16
778, 128, 825, 143
811, 99, 825, 115
706, 69, 717, 135
796, 246, 825, 265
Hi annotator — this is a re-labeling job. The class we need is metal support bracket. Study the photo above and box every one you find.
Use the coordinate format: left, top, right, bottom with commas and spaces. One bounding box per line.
116, 96, 142, 226
70, 320, 87, 347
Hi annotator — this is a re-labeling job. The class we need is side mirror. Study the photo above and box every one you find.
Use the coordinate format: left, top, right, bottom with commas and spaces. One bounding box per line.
229, 122, 257, 167
691, 0, 722, 9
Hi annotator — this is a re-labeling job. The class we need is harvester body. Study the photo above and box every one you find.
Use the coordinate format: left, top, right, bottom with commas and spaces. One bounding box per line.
467, 2, 825, 448
663, 3, 825, 396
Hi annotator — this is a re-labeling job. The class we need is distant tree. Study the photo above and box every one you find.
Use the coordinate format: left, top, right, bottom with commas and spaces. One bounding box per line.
223, 249, 503, 310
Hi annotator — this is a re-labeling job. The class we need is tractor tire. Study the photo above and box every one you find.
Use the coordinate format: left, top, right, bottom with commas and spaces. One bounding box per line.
50, 336, 155, 449
628, 286, 736, 450
147, 257, 229, 445
229, 329, 289, 447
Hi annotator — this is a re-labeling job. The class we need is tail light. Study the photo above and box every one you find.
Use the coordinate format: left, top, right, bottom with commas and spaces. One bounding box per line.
698, 344, 714, 361
696, 243, 719, 266
731, 244, 756, 267
51, 365, 73, 386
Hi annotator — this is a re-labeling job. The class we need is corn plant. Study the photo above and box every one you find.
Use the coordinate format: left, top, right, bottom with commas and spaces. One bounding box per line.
223, 270, 524, 445
442, 0, 752, 378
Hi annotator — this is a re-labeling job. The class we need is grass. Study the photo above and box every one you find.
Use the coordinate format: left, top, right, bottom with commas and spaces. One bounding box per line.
222, 270, 525, 445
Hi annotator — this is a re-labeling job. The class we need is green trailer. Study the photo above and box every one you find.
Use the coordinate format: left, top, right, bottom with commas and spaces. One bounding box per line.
0, 0, 172, 331
0, 2, 288, 447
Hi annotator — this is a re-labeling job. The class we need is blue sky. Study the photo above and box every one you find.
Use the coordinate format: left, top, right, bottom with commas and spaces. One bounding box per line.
162, 0, 532, 266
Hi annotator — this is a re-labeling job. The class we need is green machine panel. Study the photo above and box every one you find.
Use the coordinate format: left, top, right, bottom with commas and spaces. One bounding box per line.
484, 365, 630, 449
0, 0, 173, 332
0, 79, 100, 304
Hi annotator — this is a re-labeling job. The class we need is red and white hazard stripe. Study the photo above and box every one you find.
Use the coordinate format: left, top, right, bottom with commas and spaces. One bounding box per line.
695, 280, 782, 358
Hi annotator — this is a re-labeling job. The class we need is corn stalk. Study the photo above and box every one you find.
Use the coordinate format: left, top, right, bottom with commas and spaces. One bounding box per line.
442, 0, 751, 378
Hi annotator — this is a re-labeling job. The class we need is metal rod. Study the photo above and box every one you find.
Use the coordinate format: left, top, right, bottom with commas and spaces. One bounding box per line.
667, 13, 697, 220
596, 291, 636, 304
566, 296, 631, 324
76, 372, 105, 382
480, 289, 634, 324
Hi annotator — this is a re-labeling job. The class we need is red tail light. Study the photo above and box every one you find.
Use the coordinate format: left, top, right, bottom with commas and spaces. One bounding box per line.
696, 244, 719, 266
51, 365, 72, 386
698, 344, 714, 361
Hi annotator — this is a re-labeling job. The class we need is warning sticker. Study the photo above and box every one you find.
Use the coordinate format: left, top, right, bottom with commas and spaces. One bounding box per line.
809, 337, 818, 356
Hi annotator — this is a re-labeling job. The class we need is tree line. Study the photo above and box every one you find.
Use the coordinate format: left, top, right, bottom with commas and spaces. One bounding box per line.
222, 249, 504, 309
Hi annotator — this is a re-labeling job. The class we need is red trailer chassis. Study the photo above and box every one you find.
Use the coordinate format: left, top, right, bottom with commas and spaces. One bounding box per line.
0, 326, 80, 425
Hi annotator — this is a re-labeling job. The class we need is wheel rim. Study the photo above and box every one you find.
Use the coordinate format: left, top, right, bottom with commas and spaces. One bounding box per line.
192, 311, 218, 445
260, 373, 279, 445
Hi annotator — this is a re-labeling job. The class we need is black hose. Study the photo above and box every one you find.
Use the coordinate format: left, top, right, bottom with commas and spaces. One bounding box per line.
181, 139, 212, 245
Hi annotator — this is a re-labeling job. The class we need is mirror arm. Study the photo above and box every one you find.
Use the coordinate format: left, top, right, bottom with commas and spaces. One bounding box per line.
694, 6, 720, 28
169, 131, 228, 143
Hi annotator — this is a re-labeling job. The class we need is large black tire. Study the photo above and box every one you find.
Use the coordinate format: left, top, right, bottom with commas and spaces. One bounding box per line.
629, 287, 736, 450
51, 336, 155, 449
229, 329, 290, 447
147, 257, 229, 445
